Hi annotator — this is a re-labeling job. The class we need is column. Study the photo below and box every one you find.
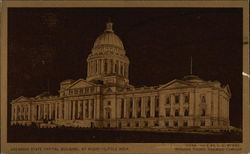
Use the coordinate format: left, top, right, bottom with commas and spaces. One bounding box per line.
101, 59, 104, 74
88, 100, 92, 119
207, 92, 212, 116
170, 95, 175, 116
124, 98, 127, 118
118, 60, 121, 75
195, 92, 200, 117
180, 93, 184, 116
107, 59, 111, 74
83, 100, 85, 119
63, 101, 67, 120
132, 97, 136, 118
77, 100, 81, 119
97, 60, 100, 74
159, 95, 165, 117
59, 102, 62, 120
72, 101, 75, 120
14, 105, 17, 121
96, 60, 98, 74
122, 63, 125, 76
189, 91, 195, 116
68, 101, 71, 120
96, 96, 100, 120
43, 104, 45, 119
49, 104, 52, 119
113, 59, 116, 73
38, 105, 41, 120
150, 96, 155, 117
141, 97, 146, 117
28, 104, 30, 120
55, 103, 58, 120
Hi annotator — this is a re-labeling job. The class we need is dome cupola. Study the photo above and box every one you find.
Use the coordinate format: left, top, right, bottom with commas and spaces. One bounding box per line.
93, 21, 124, 50
86, 21, 130, 86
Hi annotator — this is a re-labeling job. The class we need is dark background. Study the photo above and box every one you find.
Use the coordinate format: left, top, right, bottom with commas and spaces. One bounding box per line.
8, 8, 242, 128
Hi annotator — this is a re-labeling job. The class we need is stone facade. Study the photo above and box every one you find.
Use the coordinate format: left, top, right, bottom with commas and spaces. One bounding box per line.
10, 21, 231, 130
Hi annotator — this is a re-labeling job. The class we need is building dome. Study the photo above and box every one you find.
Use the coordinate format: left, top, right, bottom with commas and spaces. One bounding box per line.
93, 22, 124, 49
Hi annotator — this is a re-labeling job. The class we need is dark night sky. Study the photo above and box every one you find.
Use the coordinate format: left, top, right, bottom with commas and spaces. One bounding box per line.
8, 8, 242, 128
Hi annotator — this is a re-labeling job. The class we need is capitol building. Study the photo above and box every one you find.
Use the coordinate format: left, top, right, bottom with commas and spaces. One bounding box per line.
10, 21, 231, 131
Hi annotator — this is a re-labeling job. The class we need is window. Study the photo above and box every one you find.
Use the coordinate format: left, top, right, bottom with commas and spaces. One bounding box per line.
107, 111, 111, 119
184, 121, 188, 127
137, 112, 141, 118
107, 101, 111, 105
154, 121, 159, 127
155, 97, 159, 107
201, 109, 206, 116
136, 122, 139, 127
184, 109, 189, 116
174, 121, 178, 127
185, 95, 189, 103
129, 112, 132, 118
165, 121, 169, 127
70, 90, 73, 95
175, 110, 179, 116
201, 95, 206, 103
155, 111, 159, 117
127, 122, 130, 127
146, 111, 150, 118
175, 95, 180, 104
166, 96, 170, 104
201, 121, 205, 126
144, 121, 148, 127
165, 108, 170, 117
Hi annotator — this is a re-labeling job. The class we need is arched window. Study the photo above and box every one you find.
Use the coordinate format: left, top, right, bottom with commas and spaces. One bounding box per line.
184, 109, 189, 116
175, 110, 179, 116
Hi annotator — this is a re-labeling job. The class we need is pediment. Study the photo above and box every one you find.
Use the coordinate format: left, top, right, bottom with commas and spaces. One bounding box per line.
67, 79, 96, 89
13, 96, 30, 102
159, 79, 193, 90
